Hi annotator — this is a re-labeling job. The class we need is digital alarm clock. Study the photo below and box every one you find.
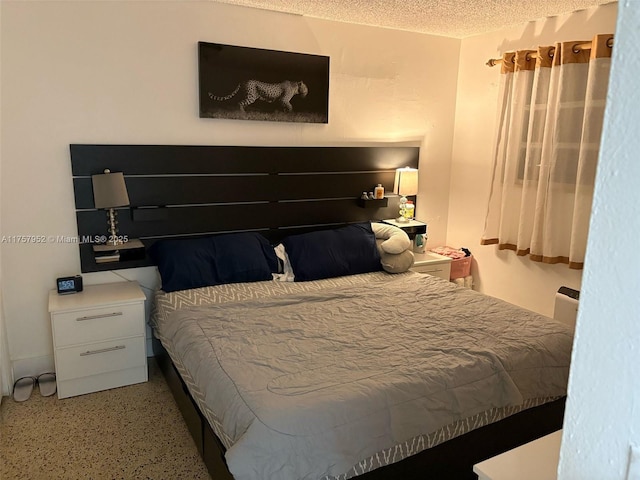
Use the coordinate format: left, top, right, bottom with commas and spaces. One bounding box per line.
56, 275, 83, 295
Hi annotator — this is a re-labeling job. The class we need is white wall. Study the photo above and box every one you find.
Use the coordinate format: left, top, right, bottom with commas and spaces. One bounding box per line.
448, 3, 618, 317
0, 1, 460, 377
559, 2, 640, 478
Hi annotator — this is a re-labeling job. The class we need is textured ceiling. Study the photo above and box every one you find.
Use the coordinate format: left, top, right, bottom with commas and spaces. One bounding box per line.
210, 0, 615, 38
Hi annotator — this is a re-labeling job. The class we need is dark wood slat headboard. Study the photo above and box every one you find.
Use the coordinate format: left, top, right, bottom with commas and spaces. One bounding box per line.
71, 144, 419, 273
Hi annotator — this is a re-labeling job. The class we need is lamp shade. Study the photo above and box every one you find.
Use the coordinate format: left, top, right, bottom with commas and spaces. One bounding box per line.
393, 167, 419, 196
92, 170, 130, 208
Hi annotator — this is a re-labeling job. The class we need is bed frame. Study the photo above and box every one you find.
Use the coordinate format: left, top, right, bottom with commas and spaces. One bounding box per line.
72, 144, 565, 479
154, 338, 564, 480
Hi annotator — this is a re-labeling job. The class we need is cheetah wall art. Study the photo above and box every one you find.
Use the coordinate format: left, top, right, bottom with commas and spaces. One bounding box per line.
198, 42, 330, 124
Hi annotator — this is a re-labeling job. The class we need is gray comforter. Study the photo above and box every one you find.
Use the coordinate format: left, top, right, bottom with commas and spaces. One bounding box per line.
154, 272, 573, 480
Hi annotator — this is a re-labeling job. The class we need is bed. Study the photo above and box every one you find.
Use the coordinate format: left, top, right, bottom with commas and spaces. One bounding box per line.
144, 222, 570, 480
70, 144, 571, 479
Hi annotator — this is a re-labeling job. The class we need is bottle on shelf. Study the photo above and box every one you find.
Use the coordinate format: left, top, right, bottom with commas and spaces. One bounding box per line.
374, 184, 385, 199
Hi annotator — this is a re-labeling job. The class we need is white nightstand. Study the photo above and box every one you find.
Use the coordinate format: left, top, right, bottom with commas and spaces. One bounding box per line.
411, 251, 452, 280
48, 281, 147, 399
473, 430, 562, 480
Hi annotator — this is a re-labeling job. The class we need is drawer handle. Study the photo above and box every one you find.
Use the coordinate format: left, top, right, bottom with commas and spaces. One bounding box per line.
76, 312, 123, 322
80, 345, 126, 356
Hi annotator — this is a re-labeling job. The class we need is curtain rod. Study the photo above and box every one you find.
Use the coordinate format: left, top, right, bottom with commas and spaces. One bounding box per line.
485, 37, 614, 67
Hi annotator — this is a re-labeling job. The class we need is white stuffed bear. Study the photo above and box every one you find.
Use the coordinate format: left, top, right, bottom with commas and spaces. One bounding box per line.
371, 222, 414, 273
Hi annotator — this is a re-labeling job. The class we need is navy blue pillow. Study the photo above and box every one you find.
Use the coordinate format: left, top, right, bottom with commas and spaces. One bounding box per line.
149, 233, 278, 293
281, 223, 381, 282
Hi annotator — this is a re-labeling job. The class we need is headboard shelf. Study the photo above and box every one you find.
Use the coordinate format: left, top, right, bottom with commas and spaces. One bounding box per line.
71, 144, 419, 273
73, 171, 398, 208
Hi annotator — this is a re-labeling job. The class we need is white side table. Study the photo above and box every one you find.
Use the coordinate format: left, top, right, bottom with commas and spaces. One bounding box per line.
411, 251, 452, 280
473, 430, 562, 480
48, 281, 147, 399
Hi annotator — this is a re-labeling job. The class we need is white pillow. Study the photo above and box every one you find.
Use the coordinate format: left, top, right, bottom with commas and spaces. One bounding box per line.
371, 222, 411, 254
273, 243, 295, 282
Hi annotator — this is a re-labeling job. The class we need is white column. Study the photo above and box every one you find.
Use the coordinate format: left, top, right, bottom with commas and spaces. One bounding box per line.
558, 2, 640, 478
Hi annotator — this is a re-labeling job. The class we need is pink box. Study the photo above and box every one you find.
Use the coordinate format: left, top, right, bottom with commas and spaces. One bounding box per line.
450, 255, 472, 280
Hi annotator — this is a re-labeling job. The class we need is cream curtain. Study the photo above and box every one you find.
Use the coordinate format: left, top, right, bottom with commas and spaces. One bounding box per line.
482, 34, 613, 269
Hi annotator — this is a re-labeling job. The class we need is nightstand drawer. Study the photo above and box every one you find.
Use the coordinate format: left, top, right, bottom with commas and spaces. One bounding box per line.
52, 303, 144, 347
412, 263, 451, 280
411, 251, 453, 280
55, 335, 146, 381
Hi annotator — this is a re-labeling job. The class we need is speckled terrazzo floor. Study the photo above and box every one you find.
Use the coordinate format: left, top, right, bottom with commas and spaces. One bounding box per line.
0, 358, 211, 480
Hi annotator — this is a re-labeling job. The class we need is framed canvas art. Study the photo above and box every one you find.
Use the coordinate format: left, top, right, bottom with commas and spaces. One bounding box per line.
198, 42, 330, 124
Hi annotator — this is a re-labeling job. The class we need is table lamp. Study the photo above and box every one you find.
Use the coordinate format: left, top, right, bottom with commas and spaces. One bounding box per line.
394, 167, 418, 222
91, 169, 130, 246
